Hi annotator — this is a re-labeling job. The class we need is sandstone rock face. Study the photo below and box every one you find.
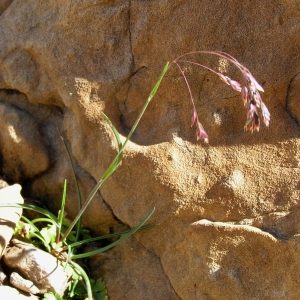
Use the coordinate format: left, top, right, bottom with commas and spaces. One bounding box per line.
0, 100, 49, 181
1, 0, 300, 299
0, 0, 13, 15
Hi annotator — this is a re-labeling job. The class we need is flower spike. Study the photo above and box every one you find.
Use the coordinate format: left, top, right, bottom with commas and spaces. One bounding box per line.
173, 51, 270, 141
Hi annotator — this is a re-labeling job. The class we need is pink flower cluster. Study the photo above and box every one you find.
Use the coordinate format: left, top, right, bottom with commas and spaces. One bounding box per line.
173, 51, 270, 142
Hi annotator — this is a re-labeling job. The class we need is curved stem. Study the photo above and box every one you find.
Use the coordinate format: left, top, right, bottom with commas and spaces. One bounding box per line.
175, 59, 221, 77
173, 61, 197, 111
172, 50, 246, 74
60, 62, 170, 243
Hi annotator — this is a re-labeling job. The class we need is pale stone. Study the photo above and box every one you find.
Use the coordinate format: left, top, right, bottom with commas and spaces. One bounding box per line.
0, 102, 49, 181
0, 286, 39, 300
10, 272, 40, 295
3, 239, 69, 296
162, 220, 300, 299
0, 184, 23, 256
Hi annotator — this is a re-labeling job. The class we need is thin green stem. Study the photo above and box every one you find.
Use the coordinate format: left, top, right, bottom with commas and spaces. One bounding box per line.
68, 260, 93, 300
68, 224, 157, 249
70, 207, 155, 259
60, 62, 170, 243
59, 130, 82, 243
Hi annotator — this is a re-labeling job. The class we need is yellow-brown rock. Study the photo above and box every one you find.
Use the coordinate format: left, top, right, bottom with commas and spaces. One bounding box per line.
1, 1, 300, 299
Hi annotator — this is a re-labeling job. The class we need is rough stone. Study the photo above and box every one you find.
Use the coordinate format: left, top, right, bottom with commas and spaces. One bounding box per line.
1, 1, 300, 299
0, 263, 8, 285
162, 219, 300, 299
10, 272, 40, 295
0, 0, 13, 15
0, 286, 39, 300
0, 184, 23, 256
0, 176, 9, 189
286, 72, 300, 125
3, 239, 69, 296
89, 236, 180, 300
0, 101, 49, 181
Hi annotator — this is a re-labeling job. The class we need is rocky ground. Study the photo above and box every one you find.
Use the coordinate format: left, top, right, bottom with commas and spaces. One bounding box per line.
0, 180, 70, 299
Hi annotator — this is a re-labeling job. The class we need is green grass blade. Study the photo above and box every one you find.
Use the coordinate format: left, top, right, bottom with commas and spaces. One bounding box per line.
71, 208, 155, 259
101, 160, 122, 181
20, 216, 50, 252
68, 260, 93, 300
0, 203, 59, 225
31, 218, 56, 225
62, 63, 169, 243
149, 62, 170, 99
21, 215, 41, 233
69, 224, 157, 249
121, 62, 170, 149
59, 130, 82, 243
102, 113, 123, 153
58, 179, 67, 225
101, 112, 124, 181
69, 277, 79, 298
56, 179, 67, 243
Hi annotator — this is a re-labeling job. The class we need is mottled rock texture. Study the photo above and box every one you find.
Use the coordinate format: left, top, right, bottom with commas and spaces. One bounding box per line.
4, 239, 69, 296
1, 0, 300, 299
0, 184, 23, 256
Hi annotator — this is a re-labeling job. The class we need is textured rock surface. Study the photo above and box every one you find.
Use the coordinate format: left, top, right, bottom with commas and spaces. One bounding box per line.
10, 272, 40, 295
0, 101, 49, 181
0, 286, 39, 300
0, 263, 8, 284
3, 239, 69, 296
0, 184, 23, 256
1, 0, 300, 299
287, 72, 300, 124
0, 0, 13, 15
89, 237, 181, 300
162, 220, 300, 299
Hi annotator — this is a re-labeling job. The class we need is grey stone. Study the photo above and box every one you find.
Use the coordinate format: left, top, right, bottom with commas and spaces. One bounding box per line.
10, 272, 40, 295
3, 239, 69, 296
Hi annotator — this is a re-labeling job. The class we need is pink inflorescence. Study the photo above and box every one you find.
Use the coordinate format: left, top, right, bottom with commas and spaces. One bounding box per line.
173, 51, 270, 142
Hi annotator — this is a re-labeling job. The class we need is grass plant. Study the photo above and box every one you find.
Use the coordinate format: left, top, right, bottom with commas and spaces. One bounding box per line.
0, 51, 269, 299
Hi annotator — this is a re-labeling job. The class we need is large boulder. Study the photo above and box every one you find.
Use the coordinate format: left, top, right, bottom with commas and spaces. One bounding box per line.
0, 0, 300, 299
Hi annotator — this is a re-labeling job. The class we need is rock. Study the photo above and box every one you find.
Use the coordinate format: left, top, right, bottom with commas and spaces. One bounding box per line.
29, 153, 119, 237
162, 220, 300, 299
0, 0, 13, 15
0, 101, 49, 181
0, 263, 8, 285
0, 176, 9, 189
89, 237, 180, 300
0, 184, 23, 256
10, 272, 40, 295
3, 239, 69, 296
1, 1, 300, 299
286, 72, 300, 125
0, 286, 39, 300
